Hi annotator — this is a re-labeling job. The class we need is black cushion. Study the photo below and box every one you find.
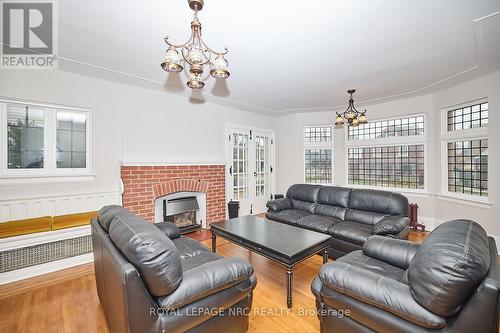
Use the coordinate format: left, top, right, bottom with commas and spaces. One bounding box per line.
172, 236, 211, 259
286, 184, 320, 203
372, 216, 410, 236
97, 205, 134, 231
348, 188, 408, 216
266, 209, 310, 225
318, 186, 351, 207
329, 221, 373, 246
157, 258, 254, 310
314, 204, 347, 220
344, 208, 387, 226
291, 199, 316, 214
296, 215, 340, 233
408, 219, 490, 317
109, 214, 183, 297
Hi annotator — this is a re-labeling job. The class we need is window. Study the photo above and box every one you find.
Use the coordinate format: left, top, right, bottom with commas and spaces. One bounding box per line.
7, 105, 45, 169
348, 115, 424, 141
304, 126, 332, 184
348, 145, 424, 189
346, 114, 426, 191
441, 100, 488, 199
231, 132, 249, 200
56, 112, 87, 168
0, 99, 91, 178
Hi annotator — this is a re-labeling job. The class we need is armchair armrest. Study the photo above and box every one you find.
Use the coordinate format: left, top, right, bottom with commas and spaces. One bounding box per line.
266, 197, 293, 212
154, 222, 181, 240
363, 235, 420, 269
157, 258, 255, 310
373, 216, 409, 236
317, 262, 446, 329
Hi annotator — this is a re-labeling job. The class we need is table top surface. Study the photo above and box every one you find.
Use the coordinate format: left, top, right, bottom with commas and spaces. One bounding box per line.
210, 215, 332, 258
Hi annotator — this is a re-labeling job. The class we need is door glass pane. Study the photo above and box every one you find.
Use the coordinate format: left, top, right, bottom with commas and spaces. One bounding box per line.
255, 135, 270, 197
232, 132, 248, 200
7, 104, 44, 169
56, 112, 87, 168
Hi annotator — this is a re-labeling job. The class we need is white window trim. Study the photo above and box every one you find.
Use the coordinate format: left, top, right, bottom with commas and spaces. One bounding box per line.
344, 113, 428, 194
440, 98, 488, 203
303, 125, 334, 185
0, 97, 93, 182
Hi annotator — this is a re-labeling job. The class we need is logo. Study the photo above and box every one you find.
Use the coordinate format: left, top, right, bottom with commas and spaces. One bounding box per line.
1, 0, 57, 69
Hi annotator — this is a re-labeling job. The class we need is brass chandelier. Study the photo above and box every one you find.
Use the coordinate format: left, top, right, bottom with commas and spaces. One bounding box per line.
335, 89, 368, 127
160, 0, 229, 89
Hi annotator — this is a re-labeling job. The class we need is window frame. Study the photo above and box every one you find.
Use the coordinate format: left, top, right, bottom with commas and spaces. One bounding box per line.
344, 113, 428, 194
440, 98, 488, 203
0, 98, 92, 180
303, 125, 333, 185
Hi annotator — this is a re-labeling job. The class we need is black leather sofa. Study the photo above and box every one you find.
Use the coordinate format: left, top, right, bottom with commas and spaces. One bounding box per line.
91, 205, 257, 333
266, 184, 410, 258
311, 219, 500, 333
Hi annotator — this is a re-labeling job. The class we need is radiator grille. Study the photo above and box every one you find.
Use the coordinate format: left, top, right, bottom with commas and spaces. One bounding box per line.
0, 235, 93, 273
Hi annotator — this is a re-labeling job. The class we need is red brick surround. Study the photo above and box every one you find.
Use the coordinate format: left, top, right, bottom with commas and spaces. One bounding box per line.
121, 165, 226, 225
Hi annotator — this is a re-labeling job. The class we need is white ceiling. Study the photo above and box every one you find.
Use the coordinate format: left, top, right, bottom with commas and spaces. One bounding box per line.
57, 0, 500, 114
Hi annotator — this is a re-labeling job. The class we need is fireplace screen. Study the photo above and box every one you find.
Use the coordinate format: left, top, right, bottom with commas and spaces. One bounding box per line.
169, 211, 196, 228
162, 196, 201, 233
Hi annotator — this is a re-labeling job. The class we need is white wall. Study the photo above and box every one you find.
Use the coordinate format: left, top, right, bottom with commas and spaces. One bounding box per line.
0, 70, 276, 218
275, 70, 500, 238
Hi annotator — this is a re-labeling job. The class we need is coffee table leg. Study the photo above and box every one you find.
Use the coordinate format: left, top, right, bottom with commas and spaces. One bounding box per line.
323, 249, 328, 264
286, 267, 293, 308
211, 233, 216, 253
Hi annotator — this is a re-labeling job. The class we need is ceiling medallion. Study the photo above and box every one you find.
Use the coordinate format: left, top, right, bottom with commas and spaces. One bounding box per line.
335, 89, 368, 128
161, 0, 229, 89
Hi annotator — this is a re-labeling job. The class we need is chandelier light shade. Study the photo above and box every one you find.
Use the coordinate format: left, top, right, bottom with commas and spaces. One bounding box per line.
335, 89, 368, 128
161, 0, 230, 89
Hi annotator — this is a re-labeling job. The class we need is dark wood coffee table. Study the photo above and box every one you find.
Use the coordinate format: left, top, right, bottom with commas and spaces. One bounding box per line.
210, 215, 332, 308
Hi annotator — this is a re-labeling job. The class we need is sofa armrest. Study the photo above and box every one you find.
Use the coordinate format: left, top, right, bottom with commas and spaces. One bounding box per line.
157, 258, 255, 310
317, 261, 446, 329
154, 222, 181, 240
363, 235, 420, 269
373, 216, 409, 236
266, 197, 293, 212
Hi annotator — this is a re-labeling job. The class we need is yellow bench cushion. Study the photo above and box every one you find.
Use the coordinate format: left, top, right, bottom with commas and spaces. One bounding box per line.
0, 216, 53, 238
52, 211, 97, 230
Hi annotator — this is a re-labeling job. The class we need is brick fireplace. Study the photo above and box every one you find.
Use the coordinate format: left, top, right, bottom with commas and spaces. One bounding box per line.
121, 165, 226, 227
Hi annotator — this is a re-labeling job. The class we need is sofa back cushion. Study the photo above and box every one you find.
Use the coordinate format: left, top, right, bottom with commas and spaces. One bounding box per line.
408, 219, 490, 317
109, 213, 183, 297
344, 209, 387, 225
348, 189, 408, 216
318, 186, 351, 207
292, 200, 316, 214
314, 204, 346, 220
97, 205, 135, 232
286, 184, 320, 203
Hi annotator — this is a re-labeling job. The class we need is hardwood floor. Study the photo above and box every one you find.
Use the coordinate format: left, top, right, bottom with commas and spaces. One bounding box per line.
0, 230, 429, 333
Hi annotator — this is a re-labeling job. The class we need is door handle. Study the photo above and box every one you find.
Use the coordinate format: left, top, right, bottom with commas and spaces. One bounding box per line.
254, 172, 257, 177
229, 166, 233, 175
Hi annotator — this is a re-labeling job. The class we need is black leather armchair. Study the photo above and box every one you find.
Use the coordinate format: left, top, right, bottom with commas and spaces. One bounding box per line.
266, 184, 410, 258
92, 205, 257, 333
312, 219, 500, 333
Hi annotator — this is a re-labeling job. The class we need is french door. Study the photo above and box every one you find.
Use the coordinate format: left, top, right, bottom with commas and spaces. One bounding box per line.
226, 126, 274, 216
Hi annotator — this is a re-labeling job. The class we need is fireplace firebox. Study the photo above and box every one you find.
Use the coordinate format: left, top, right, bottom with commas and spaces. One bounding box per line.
162, 196, 202, 234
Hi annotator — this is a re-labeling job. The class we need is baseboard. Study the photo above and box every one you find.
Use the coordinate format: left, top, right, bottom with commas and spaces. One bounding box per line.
0, 252, 93, 285
418, 216, 500, 254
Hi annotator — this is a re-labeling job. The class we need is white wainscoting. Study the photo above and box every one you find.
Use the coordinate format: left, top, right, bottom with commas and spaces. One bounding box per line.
0, 191, 121, 222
